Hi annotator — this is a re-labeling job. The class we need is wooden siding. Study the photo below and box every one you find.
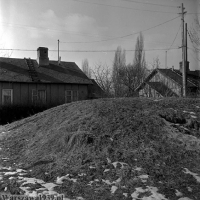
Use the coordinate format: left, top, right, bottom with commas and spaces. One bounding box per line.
0, 82, 89, 106
139, 84, 162, 98
150, 71, 181, 96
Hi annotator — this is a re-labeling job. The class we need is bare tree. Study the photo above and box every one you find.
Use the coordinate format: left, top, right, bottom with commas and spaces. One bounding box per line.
92, 62, 113, 97
112, 46, 126, 97
133, 32, 147, 87
82, 58, 91, 78
118, 33, 148, 96
188, 18, 200, 62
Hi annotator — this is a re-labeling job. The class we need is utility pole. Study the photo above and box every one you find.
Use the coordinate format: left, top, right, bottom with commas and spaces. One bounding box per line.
180, 3, 187, 97
58, 39, 60, 63
185, 23, 188, 91
165, 51, 167, 68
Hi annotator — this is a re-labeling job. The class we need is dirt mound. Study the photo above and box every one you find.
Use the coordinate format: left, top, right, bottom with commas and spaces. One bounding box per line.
1, 97, 200, 199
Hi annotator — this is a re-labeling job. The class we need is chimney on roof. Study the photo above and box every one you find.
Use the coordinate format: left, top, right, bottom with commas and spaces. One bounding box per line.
179, 61, 189, 74
172, 66, 174, 71
37, 47, 49, 67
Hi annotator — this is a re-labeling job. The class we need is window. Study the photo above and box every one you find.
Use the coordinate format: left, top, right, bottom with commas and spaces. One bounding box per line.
65, 90, 78, 103
38, 90, 46, 104
2, 89, 13, 105
32, 89, 46, 104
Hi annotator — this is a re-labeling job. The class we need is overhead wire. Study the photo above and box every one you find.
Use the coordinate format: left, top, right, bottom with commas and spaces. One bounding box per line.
167, 22, 181, 50
70, 0, 178, 13
60, 15, 180, 44
0, 47, 179, 53
121, 0, 178, 8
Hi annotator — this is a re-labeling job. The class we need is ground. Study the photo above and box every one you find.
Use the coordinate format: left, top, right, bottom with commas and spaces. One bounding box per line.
0, 97, 200, 200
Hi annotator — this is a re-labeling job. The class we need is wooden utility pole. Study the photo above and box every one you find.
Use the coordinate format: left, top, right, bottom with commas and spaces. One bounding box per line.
185, 23, 188, 66
181, 3, 187, 97
58, 39, 60, 63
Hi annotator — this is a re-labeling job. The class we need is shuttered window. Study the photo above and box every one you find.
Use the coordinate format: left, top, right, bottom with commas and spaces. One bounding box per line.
32, 89, 46, 104
65, 90, 78, 103
38, 90, 46, 104
2, 89, 13, 105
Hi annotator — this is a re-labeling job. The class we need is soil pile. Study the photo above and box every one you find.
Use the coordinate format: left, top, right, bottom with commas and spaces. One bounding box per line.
0, 97, 200, 199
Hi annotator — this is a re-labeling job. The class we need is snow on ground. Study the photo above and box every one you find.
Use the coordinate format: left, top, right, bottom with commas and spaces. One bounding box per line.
183, 168, 200, 183
131, 186, 168, 200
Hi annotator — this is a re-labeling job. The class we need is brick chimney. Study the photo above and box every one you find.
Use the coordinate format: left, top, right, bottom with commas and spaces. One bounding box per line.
37, 47, 49, 66
179, 61, 190, 74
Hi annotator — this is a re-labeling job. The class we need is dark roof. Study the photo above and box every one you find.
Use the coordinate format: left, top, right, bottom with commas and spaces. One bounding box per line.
157, 69, 196, 87
136, 68, 200, 91
147, 82, 178, 97
0, 57, 92, 84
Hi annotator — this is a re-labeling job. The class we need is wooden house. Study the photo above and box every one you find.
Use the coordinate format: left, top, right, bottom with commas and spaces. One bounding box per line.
135, 62, 200, 98
0, 47, 101, 106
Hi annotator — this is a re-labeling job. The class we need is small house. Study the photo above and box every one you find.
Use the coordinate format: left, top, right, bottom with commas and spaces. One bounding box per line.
0, 47, 99, 106
135, 62, 200, 98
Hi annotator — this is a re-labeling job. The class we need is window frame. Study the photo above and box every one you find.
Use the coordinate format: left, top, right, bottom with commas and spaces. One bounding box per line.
32, 89, 46, 105
2, 89, 13, 105
65, 90, 78, 103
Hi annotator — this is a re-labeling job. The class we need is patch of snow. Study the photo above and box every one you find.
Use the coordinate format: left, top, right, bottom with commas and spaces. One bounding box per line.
114, 178, 121, 183
111, 186, 118, 194
195, 106, 200, 108
19, 186, 31, 195
131, 187, 147, 198
148, 187, 168, 200
89, 166, 96, 169
123, 193, 128, 197
94, 179, 99, 182
178, 198, 193, 200
138, 174, 149, 183
18, 173, 27, 176
16, 169, 26, 173
102, 179, 112, 185
134, 167, 142, 171
76, 197, 84, 200
107, 158, 111, 163
183, 110, 188, 113
183, 168, 200, 183
187, 187, 192, 192
175, 190, 183, 197
78, 173, 86, 176
189, 112, 196, 115
70, 178, 77, 182
110, 138, 113, 141
56, 175, 71, 184
4, 171, 17, 175
104, 169, 110, 172
42, 182, 57, 191
36, 187, 47, 191
191, 115, 197, 119
8, 176, 15, 180
28, 191, 38, 197
21, 177, 45, 185
131, 186, 168, 200
112, 161, 128, 169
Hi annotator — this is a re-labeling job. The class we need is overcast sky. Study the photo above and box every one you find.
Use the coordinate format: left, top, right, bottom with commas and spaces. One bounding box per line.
0, 0, 199, 71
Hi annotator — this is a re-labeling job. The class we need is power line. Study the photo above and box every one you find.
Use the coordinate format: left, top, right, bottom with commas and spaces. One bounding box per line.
0, 47, 179, 52
167, 22, 181, 50
60, 15, 180, 44
122, 0, 178, 8
70, 0, 178, 13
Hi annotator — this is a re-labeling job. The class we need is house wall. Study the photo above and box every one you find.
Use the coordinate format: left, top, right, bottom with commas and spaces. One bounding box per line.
150, 71, 182, 96
0, 82, 89, 106
139, 84, 162, 98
